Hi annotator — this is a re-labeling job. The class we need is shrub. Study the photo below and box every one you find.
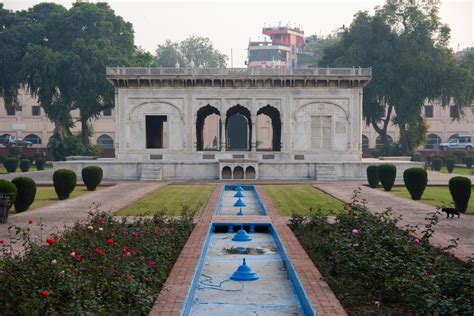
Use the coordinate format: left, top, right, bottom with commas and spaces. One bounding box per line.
291, 206, 474, 314
464, 156, 473, 169
19, 159, 30, 172
3, 158, 18, 173
53, 169, 77, 200
411, 153, 422, 162
448, 176, 471, 213
7, 146, 22, 157
432, 158, 442, 171
378, 164, 397, 191
11, 177, 36, 213
81, 166, 103, 191
35, 158, 46, 171
0, 210, 194, 315
366, 165, 379, 188
445, 157, 455, 173
403, 168, 428, 200
452, 150, 466, 163
0, 180, 17, 211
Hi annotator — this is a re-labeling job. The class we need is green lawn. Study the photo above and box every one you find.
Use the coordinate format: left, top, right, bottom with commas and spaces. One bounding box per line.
116, 184, 215, 216
10, 185, 105, 213
438, 166, 473, 175
388, 186, 474, 214
0, 163, 53, 174
262, 185, 345, 216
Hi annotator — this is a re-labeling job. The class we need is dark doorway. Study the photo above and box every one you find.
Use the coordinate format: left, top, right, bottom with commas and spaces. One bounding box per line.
226, 105, 251, 151
196, 105, 220, 151
257, 105, 281, 151
222, 166, 232, 179
146, 115, 167, 148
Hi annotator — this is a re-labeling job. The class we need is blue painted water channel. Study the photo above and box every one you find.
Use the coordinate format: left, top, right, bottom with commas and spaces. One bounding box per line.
183, 185, 315, 315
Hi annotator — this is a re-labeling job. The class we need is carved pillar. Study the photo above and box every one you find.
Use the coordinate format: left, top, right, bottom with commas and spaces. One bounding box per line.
220, 118, 226, 152
251, 114, 257, 152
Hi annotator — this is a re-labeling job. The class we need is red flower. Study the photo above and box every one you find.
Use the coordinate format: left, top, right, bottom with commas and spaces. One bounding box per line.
95, 248, 104, 256
127, 274, 134, 281
0, 240, 4, 244
131, 232, 137, 238
107, 239, 114, 245
74, 254, 82, 261
135, 227, 140, 232
46, 238, 56, 245
99, 217, 106, 223
88, 211, 94, 216
122, 247, 128, 255
40, 290, 49, 297
28, 219, 33, 224
168, 228, 174, 234
148, 260, 156, 269
124, 232, 129, 236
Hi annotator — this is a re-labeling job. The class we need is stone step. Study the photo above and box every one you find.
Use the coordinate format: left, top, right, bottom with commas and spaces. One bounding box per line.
140, 164, 162, 181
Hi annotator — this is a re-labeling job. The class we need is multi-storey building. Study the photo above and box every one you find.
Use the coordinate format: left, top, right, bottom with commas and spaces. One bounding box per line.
0, 87, 115, 157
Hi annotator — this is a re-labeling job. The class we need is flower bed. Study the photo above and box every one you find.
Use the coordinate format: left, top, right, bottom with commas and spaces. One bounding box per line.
0, 211, 194, 315
289, 201, 474, 315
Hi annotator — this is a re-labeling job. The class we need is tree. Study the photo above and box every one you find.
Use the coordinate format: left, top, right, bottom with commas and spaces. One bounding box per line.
156, 36, 227, 67
298, 35, 340, 67
323, 0, 474, 154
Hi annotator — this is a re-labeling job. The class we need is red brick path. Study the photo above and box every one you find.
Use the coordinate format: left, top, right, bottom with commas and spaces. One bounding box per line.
150, 184, 347, 316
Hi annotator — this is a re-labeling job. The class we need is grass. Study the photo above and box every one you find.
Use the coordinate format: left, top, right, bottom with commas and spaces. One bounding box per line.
10, 186, 105, 213
387, 186, 474, 214
116, 184, 215, 216
262, 185, 345, 216
438, 166, 473, 175
0, 163, 53, 174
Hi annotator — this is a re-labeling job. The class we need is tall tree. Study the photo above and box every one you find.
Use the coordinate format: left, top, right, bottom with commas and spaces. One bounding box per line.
156, 36, 227, 67
323, 0, 474, 153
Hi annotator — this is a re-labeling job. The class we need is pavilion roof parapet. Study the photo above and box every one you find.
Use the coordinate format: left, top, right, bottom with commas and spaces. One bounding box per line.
106, 66, 372, 77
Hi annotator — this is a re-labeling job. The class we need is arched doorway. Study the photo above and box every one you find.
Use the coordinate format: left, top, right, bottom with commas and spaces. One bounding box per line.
196, 105, 220, 151
233, 166, 244, 179
222, 166, 232, 179
226, 105, 251, 151
362, 135, 369, 149
245, 166, 256, 179
257, 105, 281, 151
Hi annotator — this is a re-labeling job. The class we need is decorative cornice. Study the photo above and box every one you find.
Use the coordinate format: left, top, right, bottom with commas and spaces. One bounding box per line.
106, 67, 372, 89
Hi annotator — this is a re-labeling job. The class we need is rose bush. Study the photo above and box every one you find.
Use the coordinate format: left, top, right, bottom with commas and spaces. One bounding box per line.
289, 193, 473, 315
0, 209, 194, 315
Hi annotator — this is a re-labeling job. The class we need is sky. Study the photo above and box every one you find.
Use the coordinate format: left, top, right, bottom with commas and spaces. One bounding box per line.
2, 0, 473, 67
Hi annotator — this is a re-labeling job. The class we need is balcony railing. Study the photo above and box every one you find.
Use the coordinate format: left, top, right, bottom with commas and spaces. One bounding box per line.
106, 67, 372, 77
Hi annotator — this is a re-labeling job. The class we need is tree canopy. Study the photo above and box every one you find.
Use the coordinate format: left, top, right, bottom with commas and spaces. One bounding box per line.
322, 0, 474, 154
156, 35, 227, 67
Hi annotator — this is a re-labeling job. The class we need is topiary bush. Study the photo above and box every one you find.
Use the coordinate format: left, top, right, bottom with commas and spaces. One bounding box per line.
7, 146, 22, 157
366, 165, 379, 188
81, 166, 103, 191
378, 164, 397, 191
35, 158, 46, 171
19, 159, 30, 172
3, 158, 18, 173
464, 157, 473, 169
445, 157, 455, 173
53, 169, 77, 200
403, 168, 428, 200
448, 176, 471, 213
432, 158, 442, 171
0, 179, 17, 212
11, 177, 36, 213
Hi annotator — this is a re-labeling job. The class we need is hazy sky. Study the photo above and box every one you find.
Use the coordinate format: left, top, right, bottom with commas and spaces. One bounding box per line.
3, 0, 473, 67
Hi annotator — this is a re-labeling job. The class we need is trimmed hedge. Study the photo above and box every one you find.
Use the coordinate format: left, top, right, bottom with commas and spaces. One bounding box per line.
366, 165, 379, 188
35, 158, 46, 171
11, 177, 36, 213
0, 180, 17, 212
4, 158, 19, 173
448, 176, 471, 213
464, 157, 473, 169
378, 164, 397, 191
432, 158, 442, 171
403, 168, 428, 200
445, 158, 455, 173
19, 159, 30, 172
53, 169, 77, 200
81, 166, 103, 191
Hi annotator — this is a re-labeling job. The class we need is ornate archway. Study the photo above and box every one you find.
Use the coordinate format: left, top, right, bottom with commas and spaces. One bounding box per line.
226, 105, 251, 151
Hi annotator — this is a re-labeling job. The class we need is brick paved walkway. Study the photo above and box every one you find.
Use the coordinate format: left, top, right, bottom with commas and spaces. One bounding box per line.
0, 181, 162, 254
151, 184, 346, 316
313, 181, 474, 261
